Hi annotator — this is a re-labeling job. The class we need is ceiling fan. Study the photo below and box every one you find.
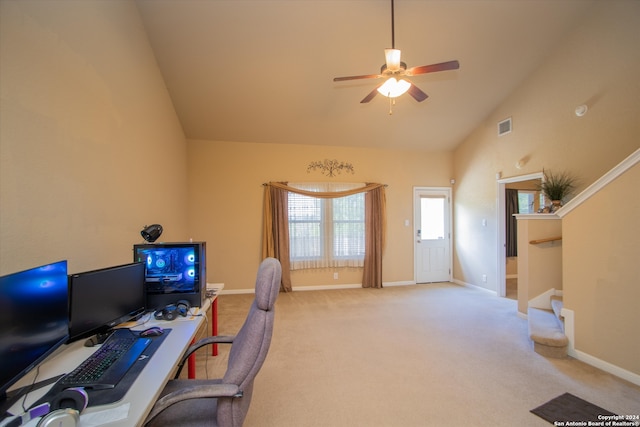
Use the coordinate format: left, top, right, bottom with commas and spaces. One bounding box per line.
333, 0, 459, 105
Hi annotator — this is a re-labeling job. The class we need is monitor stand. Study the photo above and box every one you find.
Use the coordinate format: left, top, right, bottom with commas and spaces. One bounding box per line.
83, 331, 113, 348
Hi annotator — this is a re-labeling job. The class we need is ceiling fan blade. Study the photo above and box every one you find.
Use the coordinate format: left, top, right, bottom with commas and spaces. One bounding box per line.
406, 60, 460, 76
334, 73, 382, 82
407, 83, 429, 102
360, 86, 381, 103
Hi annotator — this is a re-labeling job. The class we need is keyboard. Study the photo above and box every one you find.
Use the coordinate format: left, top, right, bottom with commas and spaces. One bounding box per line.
59, 329, 151, 390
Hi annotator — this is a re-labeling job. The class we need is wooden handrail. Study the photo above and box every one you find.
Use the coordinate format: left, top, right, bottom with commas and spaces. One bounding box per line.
529, 236, 562, 245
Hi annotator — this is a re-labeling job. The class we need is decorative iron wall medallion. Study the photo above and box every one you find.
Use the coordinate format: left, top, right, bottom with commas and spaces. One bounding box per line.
307, 159, 355, 177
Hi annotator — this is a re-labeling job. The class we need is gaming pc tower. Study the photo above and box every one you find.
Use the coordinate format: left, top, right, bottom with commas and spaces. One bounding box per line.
133, 242, 206, 310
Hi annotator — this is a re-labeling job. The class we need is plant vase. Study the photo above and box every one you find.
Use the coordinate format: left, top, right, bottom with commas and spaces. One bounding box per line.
538, 170, 577, 214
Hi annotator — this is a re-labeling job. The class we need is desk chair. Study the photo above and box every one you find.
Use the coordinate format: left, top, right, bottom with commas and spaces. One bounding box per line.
145, 257, 282, 427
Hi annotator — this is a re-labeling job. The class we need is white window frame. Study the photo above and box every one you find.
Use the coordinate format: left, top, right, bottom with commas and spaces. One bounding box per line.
288, 183, 365, 270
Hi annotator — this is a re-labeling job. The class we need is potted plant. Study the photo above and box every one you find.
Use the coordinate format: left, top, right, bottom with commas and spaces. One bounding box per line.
538, 169, 577, 212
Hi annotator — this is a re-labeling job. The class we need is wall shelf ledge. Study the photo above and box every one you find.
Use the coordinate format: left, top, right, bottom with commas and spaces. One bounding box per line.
529, 236, 562, 245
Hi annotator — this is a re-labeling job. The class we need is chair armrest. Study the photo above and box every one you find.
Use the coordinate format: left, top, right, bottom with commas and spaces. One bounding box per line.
183, 335, 235, 359
146, 382, 242, 423
174, 335, 236, 378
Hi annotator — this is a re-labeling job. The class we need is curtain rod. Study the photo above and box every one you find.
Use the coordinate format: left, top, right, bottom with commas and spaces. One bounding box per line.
262, 183, 388, 187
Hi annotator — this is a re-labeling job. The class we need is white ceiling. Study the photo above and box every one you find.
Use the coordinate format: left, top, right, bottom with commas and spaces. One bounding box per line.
135, 0, 595, 152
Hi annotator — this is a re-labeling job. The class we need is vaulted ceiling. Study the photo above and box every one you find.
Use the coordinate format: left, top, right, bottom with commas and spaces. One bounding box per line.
135, 0, 595, 151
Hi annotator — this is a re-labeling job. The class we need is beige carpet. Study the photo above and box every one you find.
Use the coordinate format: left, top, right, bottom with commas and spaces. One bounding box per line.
188, 283, 640, 427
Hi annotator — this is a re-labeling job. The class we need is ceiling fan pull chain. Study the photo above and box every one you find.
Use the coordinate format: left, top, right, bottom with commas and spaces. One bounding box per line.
388, 96, 394, 115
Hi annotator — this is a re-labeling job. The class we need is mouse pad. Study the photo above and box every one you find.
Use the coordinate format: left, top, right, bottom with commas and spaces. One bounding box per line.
35, 328, 171, 408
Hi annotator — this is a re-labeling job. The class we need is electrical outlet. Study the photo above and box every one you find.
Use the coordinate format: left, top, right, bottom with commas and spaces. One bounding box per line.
482, 274, 487, 282
333, 272, 338, 280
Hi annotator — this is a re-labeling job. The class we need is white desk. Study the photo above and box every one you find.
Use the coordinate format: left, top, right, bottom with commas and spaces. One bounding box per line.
4, 297, 215, 427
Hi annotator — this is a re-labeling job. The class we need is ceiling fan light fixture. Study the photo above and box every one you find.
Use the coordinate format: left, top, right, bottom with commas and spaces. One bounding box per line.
377, 77, 410, 98
332, 0, 459, 106
384, 48, 402, 71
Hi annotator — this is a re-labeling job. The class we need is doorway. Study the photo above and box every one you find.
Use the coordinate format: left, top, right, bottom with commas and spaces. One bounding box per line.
414, 187, 452, 283
496, 173, 543, 297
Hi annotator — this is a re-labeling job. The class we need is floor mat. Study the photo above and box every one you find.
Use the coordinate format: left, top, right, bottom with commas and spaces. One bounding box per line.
530, 392, 617, 424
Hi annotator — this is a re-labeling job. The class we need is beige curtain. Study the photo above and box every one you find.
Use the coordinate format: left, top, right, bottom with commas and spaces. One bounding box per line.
262, 184, 292, 292
262, 182, 386, 291
363, 186, 386, 288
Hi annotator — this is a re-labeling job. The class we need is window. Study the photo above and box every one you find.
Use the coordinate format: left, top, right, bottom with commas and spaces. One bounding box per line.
288, 183, 365, 270
517, 190, 543, 214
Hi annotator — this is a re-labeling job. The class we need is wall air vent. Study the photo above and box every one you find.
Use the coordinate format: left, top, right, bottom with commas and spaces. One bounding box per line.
498, 117, 512, 137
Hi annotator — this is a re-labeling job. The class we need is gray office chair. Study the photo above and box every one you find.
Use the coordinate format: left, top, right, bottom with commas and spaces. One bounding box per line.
145, 257, 282, 427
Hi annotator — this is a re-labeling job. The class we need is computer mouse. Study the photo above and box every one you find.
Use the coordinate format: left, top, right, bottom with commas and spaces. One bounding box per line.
140, 326, 163, 337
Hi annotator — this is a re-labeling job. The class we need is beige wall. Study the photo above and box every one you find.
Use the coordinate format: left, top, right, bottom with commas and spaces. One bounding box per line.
505, 178, 543, 277
452, 1, 640, 292
0, 1, 188, 275
515, 218, 562, 314
187, 140, 452, 291
562, 163, 640, 375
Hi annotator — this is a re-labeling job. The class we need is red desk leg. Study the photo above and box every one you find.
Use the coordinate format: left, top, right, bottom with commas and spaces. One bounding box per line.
212, 297, 218, 356
188, 297, 218, 378
188, 338, 196, 379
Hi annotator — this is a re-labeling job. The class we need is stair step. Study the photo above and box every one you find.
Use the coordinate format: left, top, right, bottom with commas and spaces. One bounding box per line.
550, 295, 564, 321
528, 307, 568, 358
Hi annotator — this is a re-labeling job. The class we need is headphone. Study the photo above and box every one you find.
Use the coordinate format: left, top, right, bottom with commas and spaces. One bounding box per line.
153, 299, 191, 321
38, 387, 88, 427
1, 388, 89, 427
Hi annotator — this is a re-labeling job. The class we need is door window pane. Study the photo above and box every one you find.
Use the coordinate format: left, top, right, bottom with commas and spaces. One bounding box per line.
421, 197, 445, 240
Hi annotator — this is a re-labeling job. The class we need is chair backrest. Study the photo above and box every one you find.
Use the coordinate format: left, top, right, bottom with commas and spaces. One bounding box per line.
217, 257, 282, 426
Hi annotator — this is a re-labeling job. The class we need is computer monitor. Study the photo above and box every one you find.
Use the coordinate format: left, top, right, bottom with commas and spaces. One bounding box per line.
0, 260, 69, 401
68, 262, 146, 343
133, 242, 206, 310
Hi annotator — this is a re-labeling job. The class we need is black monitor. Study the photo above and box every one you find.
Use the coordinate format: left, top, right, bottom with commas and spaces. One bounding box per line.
0, 260, 69, 401
133, 242, 206, 310
68, 262, 146, 343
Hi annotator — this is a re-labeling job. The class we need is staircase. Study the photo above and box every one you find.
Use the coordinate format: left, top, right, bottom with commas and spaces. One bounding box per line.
528, 294, 568, 358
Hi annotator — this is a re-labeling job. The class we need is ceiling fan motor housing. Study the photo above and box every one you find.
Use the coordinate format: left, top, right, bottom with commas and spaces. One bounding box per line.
381, 62, 407, 74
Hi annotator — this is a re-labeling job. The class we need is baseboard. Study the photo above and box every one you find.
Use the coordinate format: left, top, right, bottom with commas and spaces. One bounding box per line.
220, 280, 417, 294
560, 308, 639, 386
293, 283, 361, 292
383, 280, 416, 287
561, 307, 574, 349
570, 348, 640, 387
452, 278, 497, 296
450, 278, 469, 287
219, 288, 255, 295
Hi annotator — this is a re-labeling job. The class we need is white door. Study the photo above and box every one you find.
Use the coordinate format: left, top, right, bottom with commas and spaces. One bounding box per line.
414, 188, 451, 283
